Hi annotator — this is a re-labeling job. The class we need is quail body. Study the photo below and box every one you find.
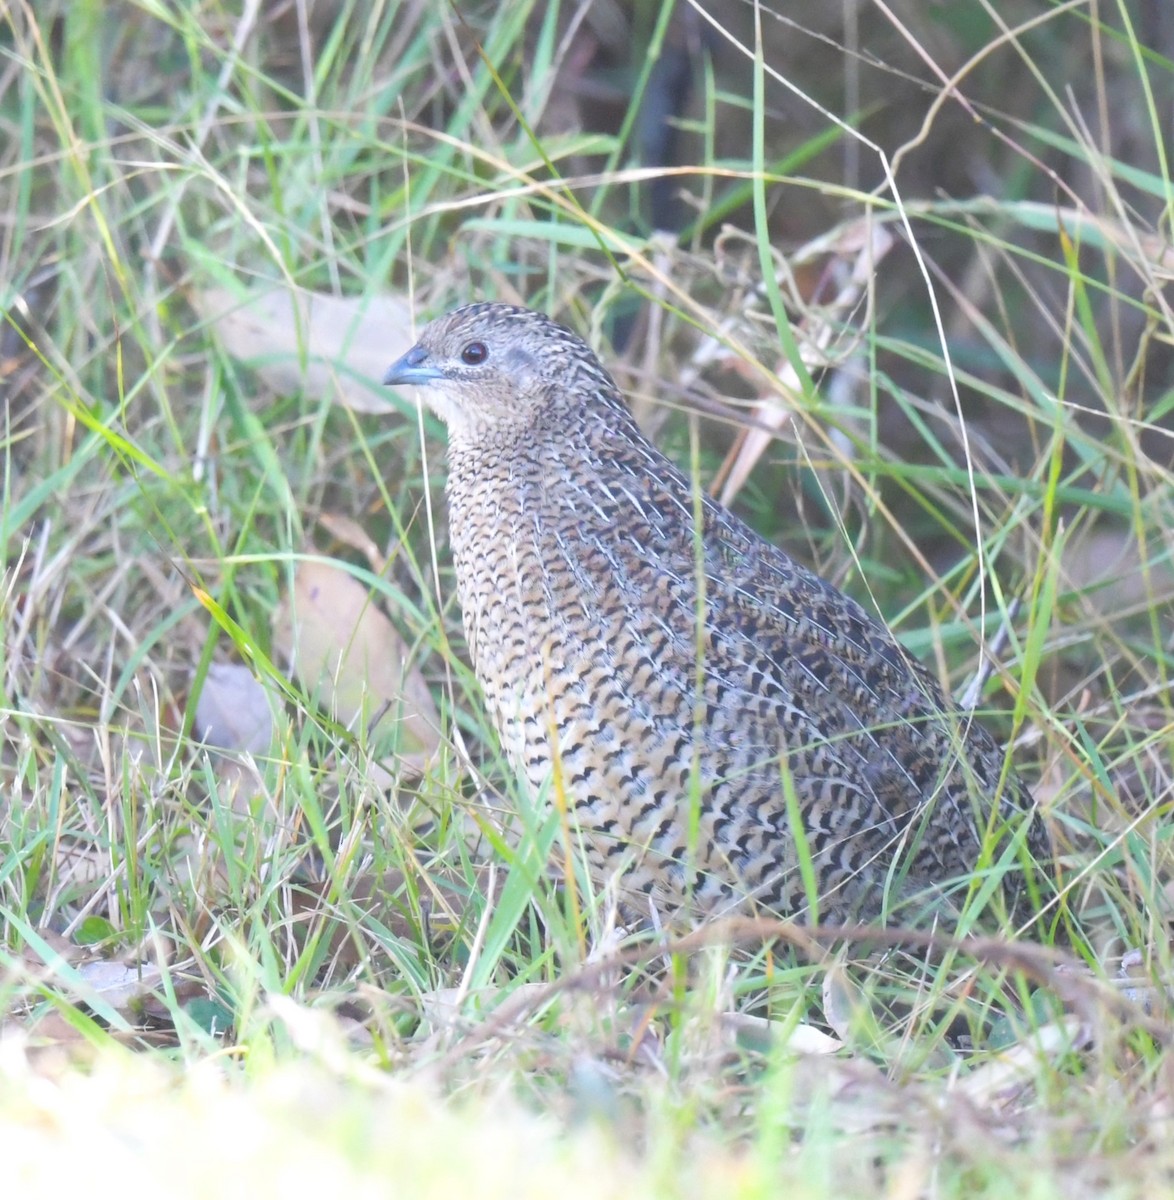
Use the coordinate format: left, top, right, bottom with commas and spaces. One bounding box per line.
384, 303, 1047, 926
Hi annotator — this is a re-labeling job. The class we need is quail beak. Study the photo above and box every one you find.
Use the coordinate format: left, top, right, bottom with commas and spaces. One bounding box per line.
383, 344, 445, 387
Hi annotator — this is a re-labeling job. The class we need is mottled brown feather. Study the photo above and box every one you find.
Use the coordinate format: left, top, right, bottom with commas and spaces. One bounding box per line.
385, 303, 1049, 927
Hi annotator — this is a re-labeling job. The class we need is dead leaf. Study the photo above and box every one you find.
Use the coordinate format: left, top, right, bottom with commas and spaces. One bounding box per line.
954, 1017, 1087, 1109
193, 661, 273, 755
721, 1011, 843, 1056
75, 960, 164, 1015
821, 962, 859, 1044
272, 559, 441, 772
1062, 527, 1174, 615
317, 512, 385, 571
19, 929, 82, 970
1, 1011, 98, 1065
717, 219, 894, 506
194, 284, 414, 413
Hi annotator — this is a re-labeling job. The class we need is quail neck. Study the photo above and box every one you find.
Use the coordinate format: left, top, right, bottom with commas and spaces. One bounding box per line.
383, 302, 1047, 927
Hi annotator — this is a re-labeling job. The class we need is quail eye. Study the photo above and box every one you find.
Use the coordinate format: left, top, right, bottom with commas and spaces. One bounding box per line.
460, 341, 488, 365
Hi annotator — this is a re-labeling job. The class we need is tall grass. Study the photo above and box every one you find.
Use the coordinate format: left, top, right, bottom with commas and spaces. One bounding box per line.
1, 0, 1172, 1193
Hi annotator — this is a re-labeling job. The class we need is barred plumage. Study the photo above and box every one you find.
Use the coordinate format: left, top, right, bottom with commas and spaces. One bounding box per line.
384, 302, 1047, 927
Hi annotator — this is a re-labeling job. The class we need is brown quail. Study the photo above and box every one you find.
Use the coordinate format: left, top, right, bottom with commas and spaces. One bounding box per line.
383, 302, 1048, 928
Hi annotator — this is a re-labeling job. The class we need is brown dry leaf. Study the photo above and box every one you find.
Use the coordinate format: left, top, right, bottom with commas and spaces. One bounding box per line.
272, 559, 441, 772
287, 868, 434, 966
50, 841, 110, 893
194, 284, 414, 413
19, 929, 82, 970
317, 512, 385, 571
1, 1011, 98, 1064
